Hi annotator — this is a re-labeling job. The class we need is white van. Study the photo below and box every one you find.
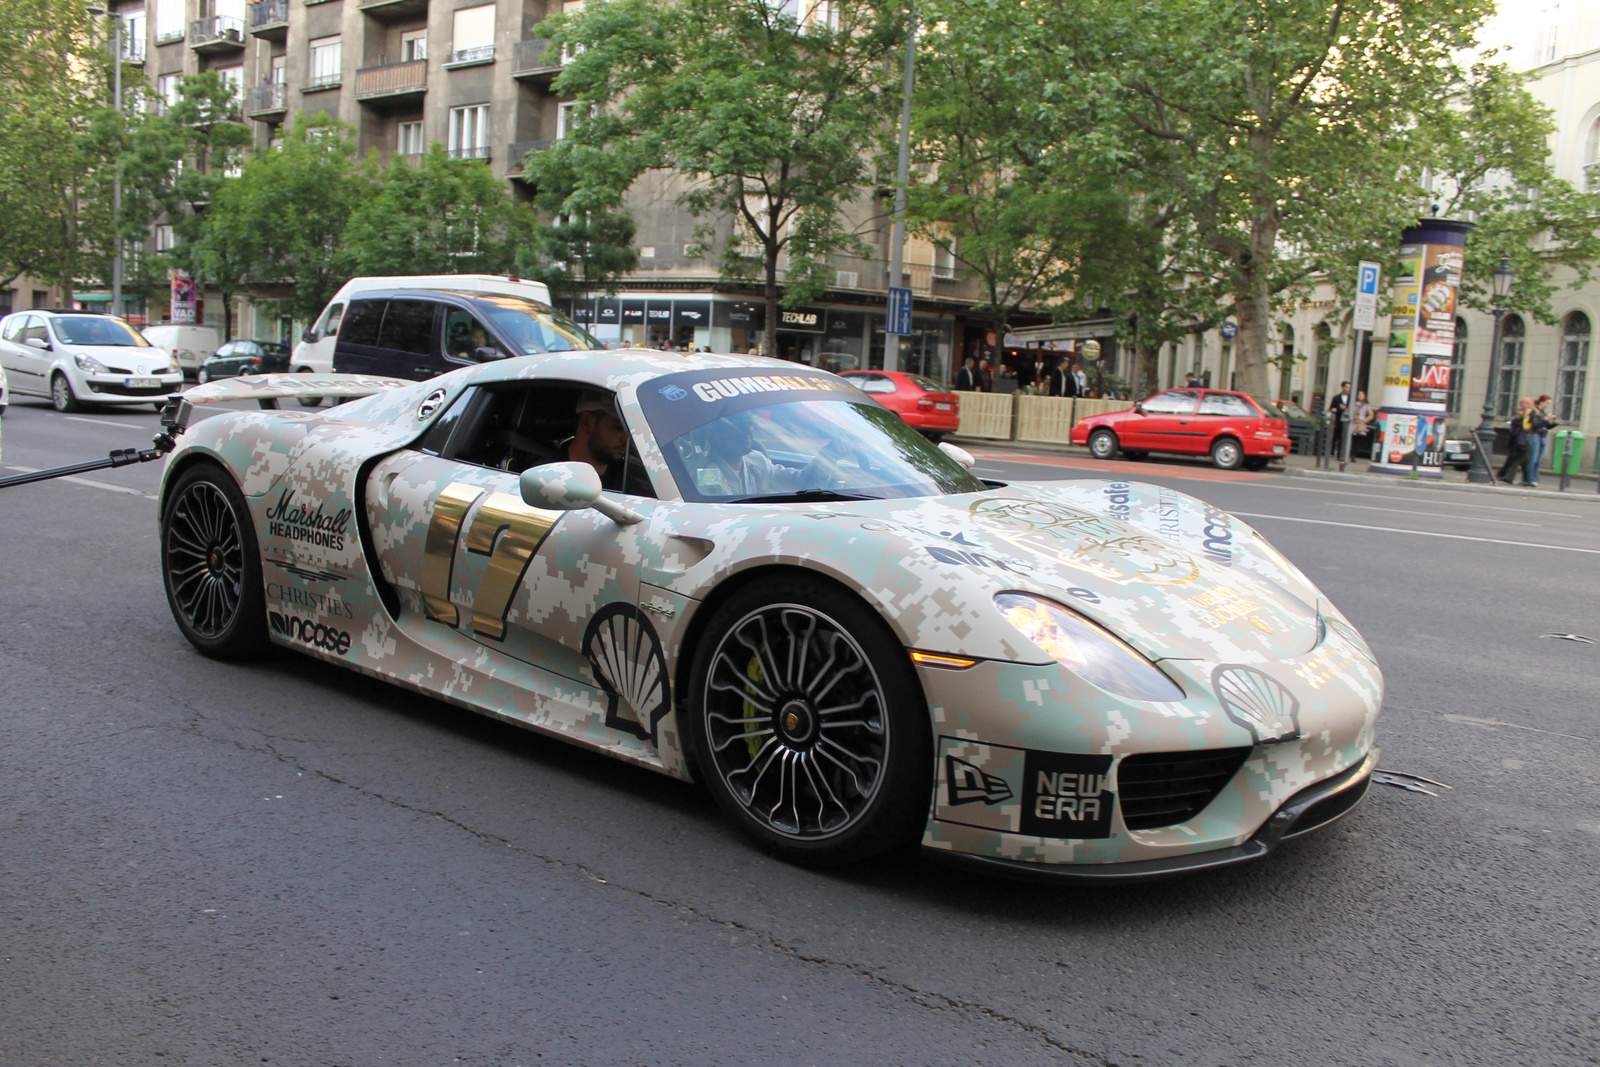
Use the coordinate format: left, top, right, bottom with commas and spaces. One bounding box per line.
291, 275, 554, 374
141, 323, 221, 377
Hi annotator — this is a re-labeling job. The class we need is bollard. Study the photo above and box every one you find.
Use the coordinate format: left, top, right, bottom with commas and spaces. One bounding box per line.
1559, 432, 1574, 492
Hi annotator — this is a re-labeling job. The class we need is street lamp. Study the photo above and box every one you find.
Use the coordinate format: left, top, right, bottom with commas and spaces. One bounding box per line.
1468, 257, 1516, 483
88, 5, 124, 320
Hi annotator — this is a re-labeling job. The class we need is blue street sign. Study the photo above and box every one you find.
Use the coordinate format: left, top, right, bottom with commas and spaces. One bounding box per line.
887, 286, 913, 336
1220, 321, 1238, 339
1358, 261, 1381, 296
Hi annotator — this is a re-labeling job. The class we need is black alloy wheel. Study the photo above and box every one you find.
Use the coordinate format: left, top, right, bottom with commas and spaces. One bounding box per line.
161, 464, 268, 658
688, 578, 931, 866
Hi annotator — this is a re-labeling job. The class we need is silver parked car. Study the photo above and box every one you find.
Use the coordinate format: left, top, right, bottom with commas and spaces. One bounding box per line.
0, 310, 183, 412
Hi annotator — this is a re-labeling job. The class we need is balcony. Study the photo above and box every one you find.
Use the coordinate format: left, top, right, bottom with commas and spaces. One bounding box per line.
246, 82, 288, 118
354, 59, 426, 106
358, 0, 429, 23
505, 139, 553, 174
190, 15, 245, 53
511, 39, 562, 79
120, 37, 146, 63
444, 44, 494, 68
448, 145, 490, 161
248, 0, 289, 39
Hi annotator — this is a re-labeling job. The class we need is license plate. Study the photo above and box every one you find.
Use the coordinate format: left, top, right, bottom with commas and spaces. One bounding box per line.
127, 377, 161, 389
1273, 445, 1285, 454
935, 403, 952, 411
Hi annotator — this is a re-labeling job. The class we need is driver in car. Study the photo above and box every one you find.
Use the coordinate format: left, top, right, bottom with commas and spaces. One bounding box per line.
565, 391, 650, 495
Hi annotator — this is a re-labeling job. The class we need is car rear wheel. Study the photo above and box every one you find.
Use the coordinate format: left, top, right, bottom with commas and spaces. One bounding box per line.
296, 367, 322, 407
1088, 429, 1119, 460
50, 373, 80, 413
161, 464, 268, 659
1125, 450, 1149, 460
196, 367, 210, 384
1211, 437, 1244, 470
687, 578, 931, 866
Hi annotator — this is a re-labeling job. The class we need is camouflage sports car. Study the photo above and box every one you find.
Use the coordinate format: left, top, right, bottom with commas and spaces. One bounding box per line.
157, 351, 1381, 881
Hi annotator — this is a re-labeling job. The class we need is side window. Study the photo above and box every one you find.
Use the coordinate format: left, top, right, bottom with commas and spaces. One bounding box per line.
1, 315, 24, 342
443, 307, 496, 361
1198, 393, 1254, 417
318, 302, 344, 338
850, 374, 896, 395
341, 299, 385, 347
377, 299, 436, 356
213, 342, 234, 358
1141, 389, 1199, 415
237, 341, 260, 358
24, 317, 49, 345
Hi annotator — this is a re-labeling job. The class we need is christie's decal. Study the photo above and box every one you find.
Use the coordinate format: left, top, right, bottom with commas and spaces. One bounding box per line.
264, 490, 351, 552
268, 611, 352, 655
266, 582, 354, 619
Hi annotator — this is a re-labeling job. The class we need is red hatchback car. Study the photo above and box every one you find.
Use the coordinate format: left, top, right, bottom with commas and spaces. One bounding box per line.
1070, 388, 1292, 470
839, 370, 961, 441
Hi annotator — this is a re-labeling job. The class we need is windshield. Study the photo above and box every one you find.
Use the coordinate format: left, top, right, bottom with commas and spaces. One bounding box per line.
907, 374, 948, 393
52, 316, 150, 347
642, 372, 985, 502
466, 294, 601, 354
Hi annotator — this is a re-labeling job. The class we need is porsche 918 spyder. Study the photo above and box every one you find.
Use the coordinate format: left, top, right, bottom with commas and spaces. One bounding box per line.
155, 352, 1381, 881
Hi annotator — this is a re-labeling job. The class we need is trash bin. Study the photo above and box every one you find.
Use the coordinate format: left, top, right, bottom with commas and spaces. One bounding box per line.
1550, 429, 1585, 476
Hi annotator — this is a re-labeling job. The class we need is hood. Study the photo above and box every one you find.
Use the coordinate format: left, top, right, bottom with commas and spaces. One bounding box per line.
841, 488, 1320, 665
66, 345, 174, 375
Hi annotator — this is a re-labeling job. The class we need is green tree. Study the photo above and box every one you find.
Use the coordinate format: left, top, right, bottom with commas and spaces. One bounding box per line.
528, 0, 904, 350
0, 0, 115, 300
1058, 0, 1497, 396
199, 115, 376, 323
340, 144, 540, 278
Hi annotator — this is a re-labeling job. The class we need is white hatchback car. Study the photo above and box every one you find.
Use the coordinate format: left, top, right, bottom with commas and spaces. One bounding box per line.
0, 310, 183, 412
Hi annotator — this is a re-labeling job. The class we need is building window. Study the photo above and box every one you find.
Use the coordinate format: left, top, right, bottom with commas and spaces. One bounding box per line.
156, 73, 180, 114
1447, 316, 1467, 415
155, 224, 175, 251
398, 120, 424, 155
447, 4, 495, 65
309, 35, 341, 88
556, 101, 581, 139
1586, 120, 1600, 191
933, 242, 956, 280
122, 11, 147, 61
401, 29, 427, 62
154, 0, 182, 42
217, 65, 243, 108
448, 104, 489, 159
1495, 314, 1525, 417
1312, 323, 1332, 411
1557, 311, 1589, 422
1277, 326, 1295, 400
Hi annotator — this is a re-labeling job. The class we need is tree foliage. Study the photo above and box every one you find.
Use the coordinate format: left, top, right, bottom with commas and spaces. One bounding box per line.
530, 0, 904, 348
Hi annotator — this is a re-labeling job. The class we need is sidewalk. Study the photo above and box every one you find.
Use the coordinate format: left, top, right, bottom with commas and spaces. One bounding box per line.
949, 434, 1600, 503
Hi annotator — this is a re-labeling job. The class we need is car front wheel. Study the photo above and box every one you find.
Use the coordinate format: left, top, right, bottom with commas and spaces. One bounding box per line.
1088, 429, 1119, 460
296, 367, 323, 407
50, 373, 80, 412
161, 464, 268, 659
687, 578, 931, 866
1211, 437, 1244, 470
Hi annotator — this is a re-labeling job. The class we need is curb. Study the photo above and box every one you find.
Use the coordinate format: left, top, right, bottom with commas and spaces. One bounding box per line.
951, 435, 1600, 503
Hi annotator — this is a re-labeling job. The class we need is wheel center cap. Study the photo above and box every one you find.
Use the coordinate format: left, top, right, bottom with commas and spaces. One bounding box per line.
777, 698, 816, 745
207, 546, 222, 572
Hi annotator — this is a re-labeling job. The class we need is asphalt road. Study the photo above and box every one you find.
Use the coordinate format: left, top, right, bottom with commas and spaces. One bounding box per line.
2, 399, 1597, 1067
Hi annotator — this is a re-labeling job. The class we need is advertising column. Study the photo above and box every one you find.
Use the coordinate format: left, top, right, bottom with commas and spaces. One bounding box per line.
1370, 218, 1473, 477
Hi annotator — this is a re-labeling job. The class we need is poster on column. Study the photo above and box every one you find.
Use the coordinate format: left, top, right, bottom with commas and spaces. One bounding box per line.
1384, 248, 1421, 394
170, 269, 199, 325
1408, 243, 1462, 405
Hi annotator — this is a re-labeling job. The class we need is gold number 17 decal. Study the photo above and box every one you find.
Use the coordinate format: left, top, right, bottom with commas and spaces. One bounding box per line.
420, 481, 560, 640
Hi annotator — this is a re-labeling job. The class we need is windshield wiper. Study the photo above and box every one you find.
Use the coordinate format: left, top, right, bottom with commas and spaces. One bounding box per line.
731, 489, 883, 504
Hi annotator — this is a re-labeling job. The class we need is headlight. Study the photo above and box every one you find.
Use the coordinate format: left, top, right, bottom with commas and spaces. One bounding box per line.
74, 353, 108, 373
995, 592, 1185, 701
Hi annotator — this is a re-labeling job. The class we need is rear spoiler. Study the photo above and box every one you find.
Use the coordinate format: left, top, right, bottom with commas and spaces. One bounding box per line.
180, 372, 414, 406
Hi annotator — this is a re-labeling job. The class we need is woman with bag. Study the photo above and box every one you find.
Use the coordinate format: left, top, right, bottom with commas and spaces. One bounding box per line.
1498, 397, 1534, 482
1349, 390, 1375, 459
1524, 394, 1558, 487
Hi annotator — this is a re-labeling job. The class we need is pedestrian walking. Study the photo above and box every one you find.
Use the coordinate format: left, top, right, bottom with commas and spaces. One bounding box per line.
1072, 360, 1089, 397
1525, 394, 1559, 486
1349, 390, 1375, 459
1185, 371, 1202, 388
1498, 397, 1534, 482
953, 356, 978, 391
979, 358, 995, 392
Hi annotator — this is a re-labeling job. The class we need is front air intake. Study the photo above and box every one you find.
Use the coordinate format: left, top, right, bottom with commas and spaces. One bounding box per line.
1118, 748, 1251, 830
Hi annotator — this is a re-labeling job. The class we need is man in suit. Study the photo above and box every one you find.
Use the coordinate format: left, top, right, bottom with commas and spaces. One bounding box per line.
953, 356, 978, 391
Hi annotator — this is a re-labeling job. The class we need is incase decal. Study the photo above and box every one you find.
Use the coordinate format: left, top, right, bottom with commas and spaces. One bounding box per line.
268, 611, 352, 655
1019, 751, 1114, 839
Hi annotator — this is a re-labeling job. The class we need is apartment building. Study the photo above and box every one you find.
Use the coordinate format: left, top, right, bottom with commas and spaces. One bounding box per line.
48, 0, 1027, 381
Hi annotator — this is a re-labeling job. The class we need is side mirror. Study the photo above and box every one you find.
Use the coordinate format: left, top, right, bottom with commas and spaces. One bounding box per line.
519, 461, 643, 525
938, 441, 976, 470
25, 337, 50, 351
1133, 403, 1145, 415
301, 327, 317, 343
475, 345, 504, 362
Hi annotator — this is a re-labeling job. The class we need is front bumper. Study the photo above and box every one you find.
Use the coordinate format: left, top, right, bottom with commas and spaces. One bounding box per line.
82, 372, 184, 401
924, 748, 1376, 883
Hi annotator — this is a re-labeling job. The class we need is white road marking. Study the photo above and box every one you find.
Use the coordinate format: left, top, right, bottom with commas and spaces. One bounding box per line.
1251, 480, 1583, 517
1230, 511, 1600, 554
2, 464, 157, 499
1329, 502, 1542, 527
64, 415, 151, 430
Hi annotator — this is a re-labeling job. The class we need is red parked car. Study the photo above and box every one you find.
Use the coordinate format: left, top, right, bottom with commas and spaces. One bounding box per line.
1069, 388, 1292, 470
839, 370, 961, 441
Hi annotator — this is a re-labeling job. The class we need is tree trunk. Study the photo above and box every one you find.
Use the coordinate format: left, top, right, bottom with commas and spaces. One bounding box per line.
1135, 342, 1159, 398
762, 245, 780, 357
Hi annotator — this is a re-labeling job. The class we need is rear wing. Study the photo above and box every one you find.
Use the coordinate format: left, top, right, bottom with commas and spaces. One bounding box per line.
180, 372, 413, 406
